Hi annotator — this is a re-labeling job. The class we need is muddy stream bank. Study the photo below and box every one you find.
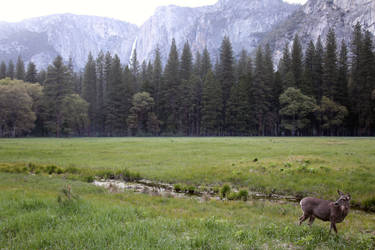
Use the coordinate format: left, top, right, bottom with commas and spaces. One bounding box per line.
93, 179, 300, 204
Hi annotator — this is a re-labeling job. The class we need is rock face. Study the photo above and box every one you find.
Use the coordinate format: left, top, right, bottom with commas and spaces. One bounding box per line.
135, 0, 299, 63
0, 14, 138, 69
264, 0, 375, 63
0, 0, 374, 70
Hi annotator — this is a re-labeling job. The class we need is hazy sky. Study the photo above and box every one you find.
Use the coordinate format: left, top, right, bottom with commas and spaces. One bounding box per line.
0, 0, 308, 26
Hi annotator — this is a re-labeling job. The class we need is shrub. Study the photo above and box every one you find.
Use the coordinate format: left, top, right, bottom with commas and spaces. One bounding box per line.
362, 197, 375, 212
227, 192, 238, 200
64, 166, 81, 174
220, 184, 231, 199
84, 175, 94, 183
238, 189, 249, 201
187, 186, 195, 194
174, 184, 182, 192
45, 165, 58, 174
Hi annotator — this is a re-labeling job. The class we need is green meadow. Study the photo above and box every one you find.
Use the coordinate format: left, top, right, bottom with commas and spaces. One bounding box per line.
1, 137, 375, 249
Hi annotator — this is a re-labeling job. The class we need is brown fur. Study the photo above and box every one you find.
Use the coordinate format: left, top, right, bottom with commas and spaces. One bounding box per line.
299, 190, 350, 233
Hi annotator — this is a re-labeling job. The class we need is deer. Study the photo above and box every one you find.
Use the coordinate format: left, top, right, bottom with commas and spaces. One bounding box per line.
299, 190, 351, 234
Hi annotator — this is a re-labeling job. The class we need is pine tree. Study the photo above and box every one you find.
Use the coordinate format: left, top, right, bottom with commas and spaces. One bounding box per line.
105, 55, 128, 136
82, 53, 97, 135
130, 49, 140, 92
291, 34, 303, 89
25, 62, 38, 83
37, 70, 47, 85
252, 46, 270, 135
218, 36, 235, 133
323, 28, 338, 100
96, 51, 105, 135
279, 44, 294, 79
0, 61, 6, 79
263, 44, 276, 135
201, 47, 212, 79
302, 40, 315, 96
201, 71, 223, 135
41, 56, 73, 137
336, 40, 349, 106
152, 47, 163, 119
15, 56, 25, 80
180, 41, 193, 82
226, 75, 251, 135
7, 60, 14, 79
358, 30, 375, 134
313, 36, 324, 103
236, 49, 252, 81
160, 39, 180, 133
193, 51, 202, 77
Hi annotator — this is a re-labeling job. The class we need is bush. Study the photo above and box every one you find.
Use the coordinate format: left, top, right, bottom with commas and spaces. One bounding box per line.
45, 165, 58, 174
220, 184, 231, 199
227, 192, 238, 200
174, 184, 182, 193
187, 186, 195, 194
238, 189, 249, 201
64, 166, 81, 174
84, 176, 94, 183
362, 197, 375, 212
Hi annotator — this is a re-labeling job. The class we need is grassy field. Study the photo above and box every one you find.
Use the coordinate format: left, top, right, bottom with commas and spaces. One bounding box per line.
1, 137, 375, 249
1, 137, 375, 204
1, 173, 374, 249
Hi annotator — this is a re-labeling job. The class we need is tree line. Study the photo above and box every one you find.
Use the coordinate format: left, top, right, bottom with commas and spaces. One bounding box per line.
0, 23, 374, 137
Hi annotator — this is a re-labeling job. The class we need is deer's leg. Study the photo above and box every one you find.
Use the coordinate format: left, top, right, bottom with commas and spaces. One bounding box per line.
308, 215, 315, 226
329, 221, 338, 234
299, 213, 309, 225
332, 223, 338, 234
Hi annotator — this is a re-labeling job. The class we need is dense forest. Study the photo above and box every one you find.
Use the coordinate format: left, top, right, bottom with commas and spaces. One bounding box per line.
0, 24, 374, 137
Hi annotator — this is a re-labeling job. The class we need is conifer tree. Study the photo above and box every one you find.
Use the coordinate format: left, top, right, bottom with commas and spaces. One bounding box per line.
180, 41, 193, 82
201, 71, 223, 135
7, 60, 14, 79
236, 49, 252, 81
302, 40, 315, 96
218, 36, 235, 132
193, 51, 202, 77
160, 39, 180, 133
15, 56, 25, 80
105, 55, 126, 135
323, 28, 338, 100
96, 51, 106, 135
201, 47, 212, 79
41, 56, 73, 137
25, 62, 38, 83
82, 53, 97, 135
291, 34, 303, 89
279, 44, 292, 78
226, 76, 251, 135
37, 70, 47, 85
0, 61, 6, 79
336, 40, 349, 106
313, 36, 324, 103
252, 47, 270, 135
130, 49, 140, 92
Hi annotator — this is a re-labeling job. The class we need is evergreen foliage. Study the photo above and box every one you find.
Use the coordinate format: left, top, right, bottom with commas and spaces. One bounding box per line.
1, 26, 374, 137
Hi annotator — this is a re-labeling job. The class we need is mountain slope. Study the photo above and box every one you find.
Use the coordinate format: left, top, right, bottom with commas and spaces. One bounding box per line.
135, 0, 299, 63
0, 14, 139, 69
263, 0, 375, 62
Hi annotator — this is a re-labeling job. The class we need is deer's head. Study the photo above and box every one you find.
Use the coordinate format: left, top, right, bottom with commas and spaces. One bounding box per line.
334, 190, 351, 210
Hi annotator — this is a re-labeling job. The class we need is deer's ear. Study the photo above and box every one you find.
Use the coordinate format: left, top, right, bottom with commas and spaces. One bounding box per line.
337, 190, 343, 196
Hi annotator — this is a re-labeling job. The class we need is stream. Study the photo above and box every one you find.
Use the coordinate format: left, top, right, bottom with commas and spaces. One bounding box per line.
93, 179, 300, 203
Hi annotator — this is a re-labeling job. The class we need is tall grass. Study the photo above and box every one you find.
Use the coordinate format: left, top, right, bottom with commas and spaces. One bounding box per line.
1, 173, 374, 249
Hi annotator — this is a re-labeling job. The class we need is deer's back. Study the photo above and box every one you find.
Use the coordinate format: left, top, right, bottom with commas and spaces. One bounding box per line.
300, 197, 332, 221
